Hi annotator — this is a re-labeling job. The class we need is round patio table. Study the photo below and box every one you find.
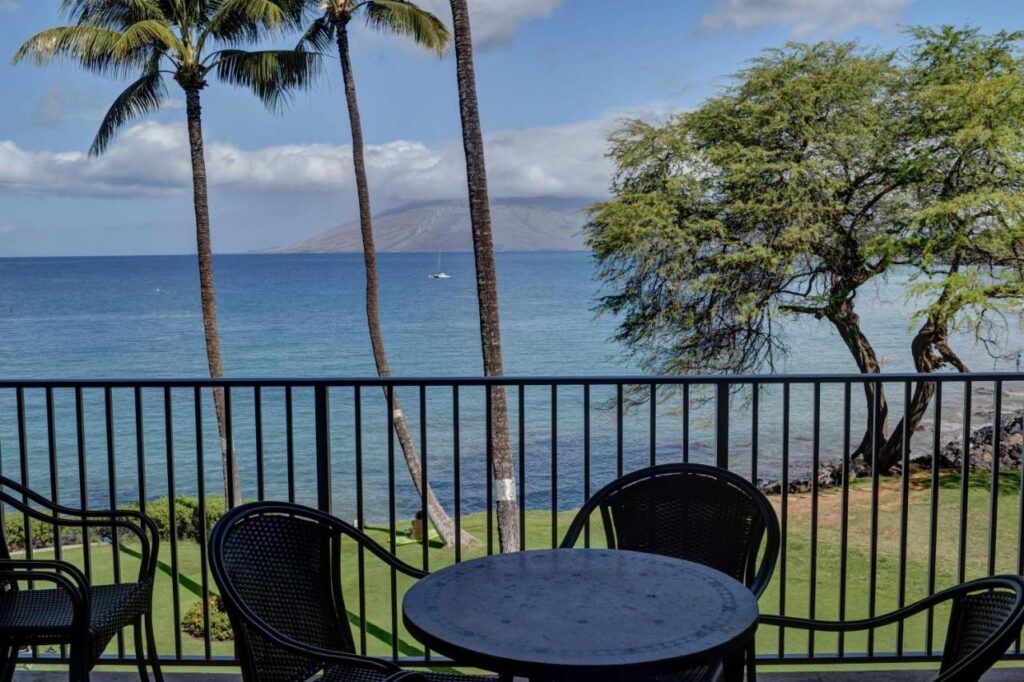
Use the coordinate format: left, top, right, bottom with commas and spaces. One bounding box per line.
402, 548, 758, 681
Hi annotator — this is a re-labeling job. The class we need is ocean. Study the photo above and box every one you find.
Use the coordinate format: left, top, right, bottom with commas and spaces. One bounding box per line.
0, 253, 1021, 521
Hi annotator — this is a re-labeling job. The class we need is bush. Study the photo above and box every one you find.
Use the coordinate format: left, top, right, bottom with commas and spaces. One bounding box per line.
0, 494, 229, 554
122, 495, 228, 542
181, 594, 234, 642
3, 513, 82, 552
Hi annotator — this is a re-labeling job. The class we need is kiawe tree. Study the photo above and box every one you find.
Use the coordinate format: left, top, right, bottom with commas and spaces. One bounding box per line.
294, 0, 475, 548
876, 26, 1024, 470
587, 29, 1024, 473
14, 0, 320, 506
449, 0, 519, 552
587, 42, 913, 466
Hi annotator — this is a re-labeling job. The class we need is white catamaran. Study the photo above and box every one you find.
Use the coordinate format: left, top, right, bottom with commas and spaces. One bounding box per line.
428, 249, 451, 279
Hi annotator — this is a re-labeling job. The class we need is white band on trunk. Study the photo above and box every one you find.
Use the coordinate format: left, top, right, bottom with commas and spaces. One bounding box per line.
393, 408, 403, 420
495, 478, 515, 502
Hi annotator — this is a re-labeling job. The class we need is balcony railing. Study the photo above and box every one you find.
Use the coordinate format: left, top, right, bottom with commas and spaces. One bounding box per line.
0, 373, 1021, 671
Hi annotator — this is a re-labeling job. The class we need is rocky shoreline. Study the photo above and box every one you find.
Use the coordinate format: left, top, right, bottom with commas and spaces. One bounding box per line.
757, 410, 1024, 495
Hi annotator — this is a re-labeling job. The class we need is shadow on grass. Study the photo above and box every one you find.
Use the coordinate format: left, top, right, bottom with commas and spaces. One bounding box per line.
118, 543, 204, 599
345, 612, 437, 660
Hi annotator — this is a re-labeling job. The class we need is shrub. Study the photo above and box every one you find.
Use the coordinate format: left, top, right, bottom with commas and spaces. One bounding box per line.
2, 513, 81, 552
122, 495, 228, 542
0, 494, 229, 554
181, 594, 234, 641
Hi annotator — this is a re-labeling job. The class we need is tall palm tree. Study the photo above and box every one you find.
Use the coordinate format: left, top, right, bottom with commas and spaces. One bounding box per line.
295, 0, 474, 548
14, 0, 320, 507
448, 0, 518, 552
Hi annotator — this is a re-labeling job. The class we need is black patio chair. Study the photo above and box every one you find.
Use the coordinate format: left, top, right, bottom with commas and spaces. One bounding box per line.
760, 575, 1024, 681
209, 501, 498, 682
0, 476, 163, 682
560, 463, 781, 682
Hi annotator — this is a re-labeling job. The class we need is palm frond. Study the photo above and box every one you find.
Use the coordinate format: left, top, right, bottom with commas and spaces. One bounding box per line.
212, 48, 322, 112
295, 15, 334, 53
113, 18, 184, 56
90, 53, 167, 156
12, 25, 149, 78
363, 0, 450, 56
203, 0, 288, 43
59, 0, 167, 29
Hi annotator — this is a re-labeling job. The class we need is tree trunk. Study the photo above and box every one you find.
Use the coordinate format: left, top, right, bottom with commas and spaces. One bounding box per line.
337, 25, 476, 549
876, 310, 969, 471
183, 84, 240, 507
448, 0, 520, 553
826, 297, 889, 471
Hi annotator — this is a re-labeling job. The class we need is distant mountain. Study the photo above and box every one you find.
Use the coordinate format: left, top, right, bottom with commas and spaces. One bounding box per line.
271, 196, 596, 253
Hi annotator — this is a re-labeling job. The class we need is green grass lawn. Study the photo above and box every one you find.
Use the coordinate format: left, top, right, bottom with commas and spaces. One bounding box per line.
15, 469, 1024, 667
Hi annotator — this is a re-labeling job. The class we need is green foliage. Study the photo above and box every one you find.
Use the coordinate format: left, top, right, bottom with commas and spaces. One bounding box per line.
587, 27, 1024, 378
13, 0, 321, 154
2, 513, 82, 552
588, 40, 907, 375
898, 26, 1024, 359
296, 0, 450, 58
181, 594, 234, 642
122, 495, 228, 542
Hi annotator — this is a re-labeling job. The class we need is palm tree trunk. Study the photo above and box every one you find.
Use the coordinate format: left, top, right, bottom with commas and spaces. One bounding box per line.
336, 25, 475, 549
448, 0, 520, 553
183, 84, 241, 507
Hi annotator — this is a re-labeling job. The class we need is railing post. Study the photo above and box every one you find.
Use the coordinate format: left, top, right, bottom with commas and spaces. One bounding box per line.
315, 385, 332, 512
716, 382, 729, 469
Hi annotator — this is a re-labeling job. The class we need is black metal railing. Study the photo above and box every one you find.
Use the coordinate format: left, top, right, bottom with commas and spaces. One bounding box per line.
0, 373, 1022, 670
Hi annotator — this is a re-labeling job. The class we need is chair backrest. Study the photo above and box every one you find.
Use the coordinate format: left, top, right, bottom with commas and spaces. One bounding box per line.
209, 502, 354, 682
0, 475, 77, 560
561, 463, 780, 596
937, 576, 1024, 681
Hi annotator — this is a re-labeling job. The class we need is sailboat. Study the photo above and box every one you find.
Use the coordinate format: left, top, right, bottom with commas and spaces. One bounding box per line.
428, 249, 451, 279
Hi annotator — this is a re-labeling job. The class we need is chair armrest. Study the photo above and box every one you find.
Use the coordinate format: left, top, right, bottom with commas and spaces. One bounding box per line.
0, 487, 159, 582
761, 589, 950, 633
0, 559, 90, 629
760, 612, 913, 633
762, 576, 1024, 634
339, 524, 427, 580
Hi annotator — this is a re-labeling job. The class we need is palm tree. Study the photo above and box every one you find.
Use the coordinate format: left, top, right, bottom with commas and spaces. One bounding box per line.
447, 0, 519, 552
14, 0, 320, 507
295, 0, 474, 548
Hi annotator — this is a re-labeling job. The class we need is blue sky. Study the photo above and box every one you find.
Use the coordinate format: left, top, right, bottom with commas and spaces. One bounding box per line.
0, 0, 1020, 256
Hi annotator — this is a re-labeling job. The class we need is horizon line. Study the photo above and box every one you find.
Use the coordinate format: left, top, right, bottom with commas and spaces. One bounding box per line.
0, 249, 593, 260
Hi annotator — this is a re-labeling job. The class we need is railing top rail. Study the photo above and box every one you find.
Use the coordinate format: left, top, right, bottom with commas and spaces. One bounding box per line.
0, 371, 1017, 389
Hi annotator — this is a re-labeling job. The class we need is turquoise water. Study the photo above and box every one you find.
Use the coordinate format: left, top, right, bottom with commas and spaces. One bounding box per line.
0, 253, 1021, 521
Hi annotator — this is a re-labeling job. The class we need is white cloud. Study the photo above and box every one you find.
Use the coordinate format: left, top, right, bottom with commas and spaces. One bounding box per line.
0, 1, 19, 12
0, 112, 628, 200
415, 0, 564, 50
701, 0, 912, 36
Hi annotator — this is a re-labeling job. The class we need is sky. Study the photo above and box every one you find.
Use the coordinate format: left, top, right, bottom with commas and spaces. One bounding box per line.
0, 0, 1020, 256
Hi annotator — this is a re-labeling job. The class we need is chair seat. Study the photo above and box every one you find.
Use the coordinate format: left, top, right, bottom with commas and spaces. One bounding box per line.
0, 581, 151, 658
324, 666, 498, 682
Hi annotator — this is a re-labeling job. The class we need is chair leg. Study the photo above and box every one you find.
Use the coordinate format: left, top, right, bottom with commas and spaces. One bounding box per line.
69, 643, 91, 682
722, 651, 744, 682
133, 619, 150, 682
144, 610, 164, 682
0, 643, 18, 682
745, 643, 756, 682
